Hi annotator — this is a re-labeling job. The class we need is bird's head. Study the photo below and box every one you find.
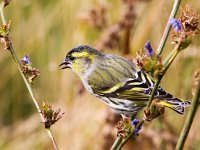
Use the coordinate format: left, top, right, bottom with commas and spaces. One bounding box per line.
59, 45, 103, 76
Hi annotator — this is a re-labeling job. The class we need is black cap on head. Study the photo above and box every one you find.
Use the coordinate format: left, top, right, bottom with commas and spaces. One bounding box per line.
66, 45, 103, 59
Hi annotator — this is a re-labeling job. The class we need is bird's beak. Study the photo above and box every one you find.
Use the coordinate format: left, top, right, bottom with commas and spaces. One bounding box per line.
59, 59, 71, 70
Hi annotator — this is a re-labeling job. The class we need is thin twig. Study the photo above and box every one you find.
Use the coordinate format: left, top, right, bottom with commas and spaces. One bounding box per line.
157, 0, 182, 55
47, 129, 60, 150
0, 2, 59, 150
175, 79, 200, 150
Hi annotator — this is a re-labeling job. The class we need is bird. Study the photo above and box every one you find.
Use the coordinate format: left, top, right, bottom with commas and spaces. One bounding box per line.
59, 45, 191, 118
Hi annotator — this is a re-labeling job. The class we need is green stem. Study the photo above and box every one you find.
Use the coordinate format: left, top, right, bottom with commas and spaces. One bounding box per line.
157, 0, 182, 55
163, 47, 179, 72
0, 2, 6, 24
175, 79, 200, 150
111, 0, 182, 149
163, 46, 178, 66
146, 77, 162, 108
0, 1, 43, 122
110, 136, 123, 150
147, 47, 180, 108
112, 45, 180, 149
0, 3, 59, 150
47, 129, 60, 150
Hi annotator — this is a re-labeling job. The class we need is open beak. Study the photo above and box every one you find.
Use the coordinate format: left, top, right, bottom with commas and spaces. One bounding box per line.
59, 59, 71, 70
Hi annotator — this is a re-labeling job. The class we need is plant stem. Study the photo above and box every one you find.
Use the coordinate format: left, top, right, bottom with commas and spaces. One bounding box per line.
111, 0, 182, 149
0, 2, 6, 24
116, 120, 144, 150
163, 46, 179, 72
157, 0, 182, 55
47, 129, 60, 150
110, 136, 123, 150
111, 46, 181, 150
146, 77, 162, 108
147, 46, 179, 108
175, 79, 200, 150
163, 45, 178, 66
0, 3, 59, 150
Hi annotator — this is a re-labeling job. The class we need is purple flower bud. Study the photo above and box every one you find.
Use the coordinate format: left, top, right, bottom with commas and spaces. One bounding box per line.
22, 55, 30, 64
134, 128, 140, 134
131, 119, 143, 134
145, 41, 154, 56
131, 119, 140, 126
170, 18, 182, 32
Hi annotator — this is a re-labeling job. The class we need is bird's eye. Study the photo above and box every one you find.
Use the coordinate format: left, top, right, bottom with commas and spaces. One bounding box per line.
69, 55, 75, 61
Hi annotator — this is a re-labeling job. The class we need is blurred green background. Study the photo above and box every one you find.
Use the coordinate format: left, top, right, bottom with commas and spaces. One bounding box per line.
0, 0, 200, 149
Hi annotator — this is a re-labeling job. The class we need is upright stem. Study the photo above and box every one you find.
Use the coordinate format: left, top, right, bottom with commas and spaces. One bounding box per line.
147, 47, 179, 108
175, 79, 200, 150
119, 46, 180, 149
163, 47, 179, 72
111, 0, 182, 149
157, 0, 182, 55
0, 1, 44, 122
0, 2, 6, 24
0, 3, 59, 150
163, 45, 178, 66
111, 46, 181, 150
146, 77, 162, 108
110, 136, 123, 150
47, 129, 60, 150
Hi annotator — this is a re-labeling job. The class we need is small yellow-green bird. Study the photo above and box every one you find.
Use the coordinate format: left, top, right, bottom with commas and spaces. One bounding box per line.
59, 45, 190, 118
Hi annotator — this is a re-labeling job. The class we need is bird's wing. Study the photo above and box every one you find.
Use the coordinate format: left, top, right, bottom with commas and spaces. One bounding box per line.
90, 70, 155, 102
90, 70, 191, 115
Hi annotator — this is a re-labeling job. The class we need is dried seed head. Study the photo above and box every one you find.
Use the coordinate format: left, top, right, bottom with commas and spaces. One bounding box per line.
143, 99, 165, 122
40, 101, 65, 129
171, 6, 199, 50
117, 118, 132, 138
180, 5, 199, 32
134, 41, 163, 78
0, 36, 10, 50
20, 55, 40, 83
0, 21, 11, 50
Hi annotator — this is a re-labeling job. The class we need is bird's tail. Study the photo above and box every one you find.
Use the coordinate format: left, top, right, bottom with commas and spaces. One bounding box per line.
157, 93, 191, 115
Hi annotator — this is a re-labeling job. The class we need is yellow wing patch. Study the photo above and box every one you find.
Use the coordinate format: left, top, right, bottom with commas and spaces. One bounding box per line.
158, 101, 174, 109
99, 82, 126, 94
128, 87, 148, 91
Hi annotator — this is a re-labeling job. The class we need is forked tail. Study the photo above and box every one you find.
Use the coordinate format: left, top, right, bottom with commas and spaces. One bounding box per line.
156, 91, 191, 115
